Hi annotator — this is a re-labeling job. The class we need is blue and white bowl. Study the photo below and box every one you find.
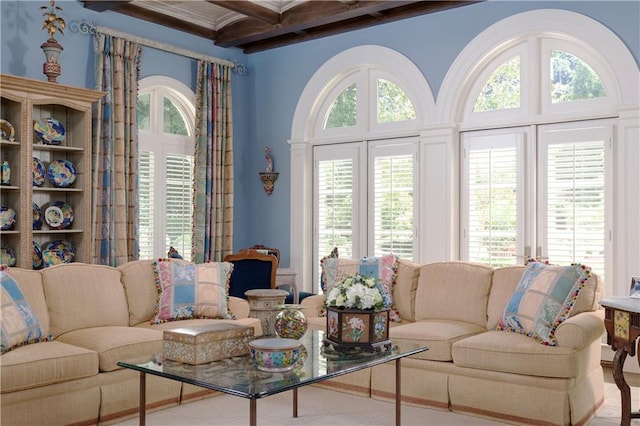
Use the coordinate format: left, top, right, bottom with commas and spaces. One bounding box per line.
47, 159, 77, 187
0, 206, 16, 230
43, 201, 73, 230
249, 338, 304, 372
34, 117, 66, 145
1, 247, 17, 266
33, 202, 43, 230
33, 242, 43, 270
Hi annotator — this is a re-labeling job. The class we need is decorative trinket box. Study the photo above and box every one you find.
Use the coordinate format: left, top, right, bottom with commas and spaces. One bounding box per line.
163, 323, 254, 365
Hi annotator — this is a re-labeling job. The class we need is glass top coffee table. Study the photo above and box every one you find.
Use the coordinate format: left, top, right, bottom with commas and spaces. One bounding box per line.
118, 329, 428, 426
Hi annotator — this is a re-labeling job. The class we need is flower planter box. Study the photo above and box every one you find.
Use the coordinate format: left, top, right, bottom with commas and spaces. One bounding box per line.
324, 307, 391, 351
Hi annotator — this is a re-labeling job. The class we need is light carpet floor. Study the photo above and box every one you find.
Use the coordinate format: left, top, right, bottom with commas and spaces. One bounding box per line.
113, 367, 637, 425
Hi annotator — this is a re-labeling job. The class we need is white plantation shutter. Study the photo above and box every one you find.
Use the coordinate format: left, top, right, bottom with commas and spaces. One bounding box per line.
538, 124, 608, 278
461, 130, 524, 266
369, 140, 416, 259
315, 147, 357, 260
138, 80, 195, 259
165, 154, 194, 256
138, 151, 155, 259
314, 139, 418, 291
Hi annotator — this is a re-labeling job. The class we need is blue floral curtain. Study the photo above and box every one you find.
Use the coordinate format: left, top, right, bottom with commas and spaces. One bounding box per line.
92, 34, 142, 266
193, 61, 234, 263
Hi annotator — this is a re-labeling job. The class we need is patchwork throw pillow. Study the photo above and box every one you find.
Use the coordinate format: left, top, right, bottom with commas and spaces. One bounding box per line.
321, 257, 359, 293
497, 261, 591, 345
359, 255, 401, 322
319, 247, 339, 292
1, 268, 50, 353
152, 260, 234, 324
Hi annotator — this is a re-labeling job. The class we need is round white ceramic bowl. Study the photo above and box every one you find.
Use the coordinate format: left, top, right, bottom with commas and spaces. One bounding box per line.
249, 338, 304, 372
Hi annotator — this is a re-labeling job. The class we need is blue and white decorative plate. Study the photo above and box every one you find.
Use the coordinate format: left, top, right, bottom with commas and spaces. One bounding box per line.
43, 240, 75, 264
0, 247, 17, 267
33, 242, 43, 270
0, 119, 15, 142
33, 202, 43, 230
43, 201, 74, 230
33, 157, 46, 186
47, 159, 77, 187
34, 117, 66, 145
0, 206, 16, 230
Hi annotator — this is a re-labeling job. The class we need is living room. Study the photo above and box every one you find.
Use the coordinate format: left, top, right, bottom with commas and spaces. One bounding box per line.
1, 0, 639, 425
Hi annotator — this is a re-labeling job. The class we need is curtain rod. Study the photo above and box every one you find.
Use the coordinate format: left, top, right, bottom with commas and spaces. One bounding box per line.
70, 20, 245, 73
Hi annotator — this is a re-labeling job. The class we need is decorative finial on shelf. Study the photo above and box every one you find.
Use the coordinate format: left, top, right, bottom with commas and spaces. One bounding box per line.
41, 0, 66, 41
40, 0, 65, 83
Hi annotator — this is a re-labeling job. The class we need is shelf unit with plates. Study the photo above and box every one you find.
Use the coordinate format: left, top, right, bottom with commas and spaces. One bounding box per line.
0, 74, 103, 269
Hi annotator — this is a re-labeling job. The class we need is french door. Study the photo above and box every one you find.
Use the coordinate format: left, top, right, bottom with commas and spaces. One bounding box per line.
314, 137, 418, 291
461, 120, 611, 278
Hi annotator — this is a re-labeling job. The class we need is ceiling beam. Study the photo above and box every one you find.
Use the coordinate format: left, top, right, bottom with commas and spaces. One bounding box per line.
83, 1, 132, 13
206, 0, 281, 25
84, 0, 482, 54
83, 1, 216, 39
215, 0, 418, 47
239, 0, 480, 53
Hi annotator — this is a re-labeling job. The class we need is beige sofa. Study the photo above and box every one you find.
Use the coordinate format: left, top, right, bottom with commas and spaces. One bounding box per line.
0, 260, 262, 426
302, 260, 605, 426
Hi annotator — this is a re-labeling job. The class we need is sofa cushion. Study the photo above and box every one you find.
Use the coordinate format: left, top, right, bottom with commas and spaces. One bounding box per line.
1, 268, 50, 353
0, 341, 98, 392
498, 262, 592, 345
56, 326, 163, 372
42, 263, 129, 337
118, 259, 160, 326
152, 260, 233, 323
390, 320, 486, 361
452, 330, 594, 379
414, 261, 494, 328
394, 259, 420, 322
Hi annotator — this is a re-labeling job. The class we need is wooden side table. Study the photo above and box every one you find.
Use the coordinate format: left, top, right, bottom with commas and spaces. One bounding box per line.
245, 289, 289, 337
600, 296, 640, 426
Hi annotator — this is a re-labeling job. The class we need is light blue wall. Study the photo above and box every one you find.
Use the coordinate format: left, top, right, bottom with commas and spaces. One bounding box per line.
244, 1, 639, 266
2, 1, 638, 267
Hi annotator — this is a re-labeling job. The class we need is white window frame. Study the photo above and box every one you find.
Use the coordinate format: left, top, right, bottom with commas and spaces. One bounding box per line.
445, 9, 638, 297
291, 46, 435, 292
460, 128, 528, 263
138, 76, 195, 259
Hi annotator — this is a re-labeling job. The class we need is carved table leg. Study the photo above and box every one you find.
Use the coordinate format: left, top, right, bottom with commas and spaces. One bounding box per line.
613, 348, 631, 426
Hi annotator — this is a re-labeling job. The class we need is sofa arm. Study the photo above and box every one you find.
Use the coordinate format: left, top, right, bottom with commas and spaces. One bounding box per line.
228, 296, 250, 319
555, 310, 605, 349
301, 294, 326, 318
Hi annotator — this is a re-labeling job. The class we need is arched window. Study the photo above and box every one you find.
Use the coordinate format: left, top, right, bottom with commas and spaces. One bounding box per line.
291, 46, 435, 292
444, 10, 638, 286
137, 76, 195, 259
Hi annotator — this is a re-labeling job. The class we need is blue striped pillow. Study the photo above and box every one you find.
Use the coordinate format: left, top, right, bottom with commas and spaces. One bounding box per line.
1, 269, 50, 353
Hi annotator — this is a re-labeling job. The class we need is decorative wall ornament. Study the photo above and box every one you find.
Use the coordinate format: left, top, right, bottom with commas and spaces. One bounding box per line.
40, 0, 65, 83
260, 147, 278, 195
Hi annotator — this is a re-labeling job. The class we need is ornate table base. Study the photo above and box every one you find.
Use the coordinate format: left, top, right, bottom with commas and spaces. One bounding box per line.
600, 297, 640, 426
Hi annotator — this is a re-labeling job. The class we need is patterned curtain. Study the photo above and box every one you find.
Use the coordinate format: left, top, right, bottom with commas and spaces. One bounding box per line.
193, 61, 234, 263
92, 34, 142, 266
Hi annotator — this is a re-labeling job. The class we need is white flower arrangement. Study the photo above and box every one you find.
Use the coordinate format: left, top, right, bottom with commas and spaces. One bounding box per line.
326, 273, 391, 311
